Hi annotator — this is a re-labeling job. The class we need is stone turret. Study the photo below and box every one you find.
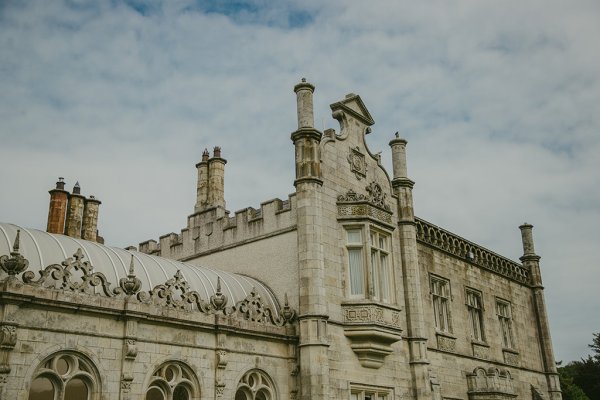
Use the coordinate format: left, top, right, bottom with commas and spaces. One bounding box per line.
65, 182, 85, 238
389, 134, 431, 400
82, 195, 101, 242
519, 223, 562, 400
46, 177, 69, 234
291, 78, 329, 400
207, 146, 226, 209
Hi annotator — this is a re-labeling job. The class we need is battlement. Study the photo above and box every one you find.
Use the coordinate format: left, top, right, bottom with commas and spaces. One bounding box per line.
137, 194, 297, 260
415, 217, 531, 285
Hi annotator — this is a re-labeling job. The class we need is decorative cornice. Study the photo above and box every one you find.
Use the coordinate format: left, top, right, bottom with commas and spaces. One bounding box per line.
415, 218, 530, 285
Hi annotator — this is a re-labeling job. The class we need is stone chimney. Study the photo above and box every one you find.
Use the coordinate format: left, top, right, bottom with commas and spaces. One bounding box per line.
194, 149, 210, 212
207, 146, 227, 209
65, 182, 85, 238
46, 177, 69, 234
82, 195, 101, 242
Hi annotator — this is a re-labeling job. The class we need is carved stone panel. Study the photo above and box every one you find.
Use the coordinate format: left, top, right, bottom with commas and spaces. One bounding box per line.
348, 147, 367, 180
503, 349, 519, 366
472, 342, 490, 360
436, 333, 456, 352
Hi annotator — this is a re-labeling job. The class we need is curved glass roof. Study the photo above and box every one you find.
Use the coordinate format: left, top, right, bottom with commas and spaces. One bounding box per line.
0, 223, 280, 315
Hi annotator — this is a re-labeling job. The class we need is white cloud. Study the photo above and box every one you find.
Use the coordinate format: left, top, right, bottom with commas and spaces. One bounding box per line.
0, 0, 598, 362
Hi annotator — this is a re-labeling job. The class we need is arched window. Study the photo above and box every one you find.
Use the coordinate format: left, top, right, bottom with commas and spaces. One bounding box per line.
28, 352, 99, 400
235, 370, 276, 400
145, 361, 199, 400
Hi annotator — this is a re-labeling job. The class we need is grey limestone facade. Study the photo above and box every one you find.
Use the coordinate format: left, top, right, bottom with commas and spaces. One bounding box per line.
0, 80, 561, 400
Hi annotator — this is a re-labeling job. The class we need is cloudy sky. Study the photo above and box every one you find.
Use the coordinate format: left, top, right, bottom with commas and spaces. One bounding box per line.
1, 0, 598, 363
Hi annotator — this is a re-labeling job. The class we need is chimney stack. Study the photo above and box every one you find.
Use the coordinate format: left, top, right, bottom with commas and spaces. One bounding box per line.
207, 146, 226, 209
82, 195, 102, 242
65, 182, 85, 238
46, 177, 69, 234
194, 149, 210, 212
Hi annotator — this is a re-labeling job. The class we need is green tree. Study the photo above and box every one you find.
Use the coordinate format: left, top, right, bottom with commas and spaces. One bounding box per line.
558, 332, 600, 400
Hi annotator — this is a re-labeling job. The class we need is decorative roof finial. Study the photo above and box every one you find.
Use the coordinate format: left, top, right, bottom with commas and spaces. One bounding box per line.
282, 292, 296, 322
210, 276, 227, 310
0, 230, 30, 277
128, 254, 135, 275
213, 146, 221, 158
117, 254, 142, 296
202, 148, 209, 161
73, 181, 81, 194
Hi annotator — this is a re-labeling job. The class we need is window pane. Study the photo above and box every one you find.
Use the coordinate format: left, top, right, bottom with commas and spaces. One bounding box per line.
349, 249, 364, 295
371, 250, 379, 298
380, 253, 390, 301
147, 387, 165, 400
65, 378, 88, 400
347, 230, 362, 244
235, 388, 251, 400
173, 385, 189, 400
56, 357, 69, 376
28, 376, 54, 400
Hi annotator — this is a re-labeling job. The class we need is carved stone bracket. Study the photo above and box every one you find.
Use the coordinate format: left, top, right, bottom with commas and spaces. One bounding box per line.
124, 339, 137, 360
467, 367, 516, 400
0, 324, 17, 350
341, 301, 402, 368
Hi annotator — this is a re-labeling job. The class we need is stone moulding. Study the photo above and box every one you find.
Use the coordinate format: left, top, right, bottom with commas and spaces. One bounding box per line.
341, 301, 402, 369
6, 246, 296, 328
415, 218, 530, 285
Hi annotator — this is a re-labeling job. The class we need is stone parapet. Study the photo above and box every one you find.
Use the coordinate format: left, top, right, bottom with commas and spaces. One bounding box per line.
415, 217, 530, 285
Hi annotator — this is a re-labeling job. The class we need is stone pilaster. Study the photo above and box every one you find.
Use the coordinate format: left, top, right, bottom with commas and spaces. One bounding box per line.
292, 79, 329, 400
519, 224, 562, 400
389, 135, 432, 400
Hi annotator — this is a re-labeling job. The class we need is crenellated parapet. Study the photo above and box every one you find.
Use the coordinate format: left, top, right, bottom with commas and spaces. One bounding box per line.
415, 217, 530, 285
138, 194, 297, 260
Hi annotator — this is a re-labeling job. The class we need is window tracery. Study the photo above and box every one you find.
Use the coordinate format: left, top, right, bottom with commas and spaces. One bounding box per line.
234, 370, 276, 400
28, 352, 99, 400
145, 362, 199, 400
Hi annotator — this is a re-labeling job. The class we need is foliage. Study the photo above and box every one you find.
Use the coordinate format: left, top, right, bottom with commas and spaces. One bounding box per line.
558, 332, 600, 400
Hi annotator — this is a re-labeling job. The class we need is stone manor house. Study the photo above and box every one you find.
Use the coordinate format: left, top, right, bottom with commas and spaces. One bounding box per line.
0, 80, 561, 400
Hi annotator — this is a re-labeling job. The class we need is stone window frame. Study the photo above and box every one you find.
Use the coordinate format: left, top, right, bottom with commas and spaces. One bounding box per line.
465, 287, 486, 343
495, 297, 515, 350
343, 224, 395, 304
145, 360, 200, 400
234, 369, 277, 400
350, 383, 393, 400
429, 274, 453, 334
27, 350, 101, 400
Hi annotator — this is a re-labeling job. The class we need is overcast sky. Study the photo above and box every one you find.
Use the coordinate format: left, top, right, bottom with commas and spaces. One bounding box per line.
1, 0, 598, 363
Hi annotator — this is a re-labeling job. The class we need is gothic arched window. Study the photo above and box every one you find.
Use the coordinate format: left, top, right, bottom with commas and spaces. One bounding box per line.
234, 370, 276, 400
145, 361, 199, 400
28, 352, 100, 400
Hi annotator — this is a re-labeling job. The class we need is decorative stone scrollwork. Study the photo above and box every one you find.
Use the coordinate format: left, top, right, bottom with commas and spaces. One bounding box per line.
235, 288, 281, 324
0, 230, 29, 277
503, 349, 519, 366
415, 218, 530, 285
22, 248, 114, 296
366, 181, 389, 211
436, 333, 456, 352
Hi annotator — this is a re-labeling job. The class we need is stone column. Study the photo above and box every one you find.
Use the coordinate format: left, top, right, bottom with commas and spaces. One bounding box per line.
46, 177, 69, 234
519, 224, 562, 400
82, 196, 101, 242
65, 182, 85, 238
195, 149, 210, 212
291, 79, 329, 400
389, 135, 432, 400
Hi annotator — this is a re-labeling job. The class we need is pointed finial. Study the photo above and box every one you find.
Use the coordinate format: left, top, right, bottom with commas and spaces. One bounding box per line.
73, 248, 84, 261
301, 77, 306, 83
13, 229, 21, 253
216, 276, 222, 293
284, 292, 289, 306
395, 131, 399, 138
202, 148, 209, 161
128, 255, 135, 276
73, 181, 81, 194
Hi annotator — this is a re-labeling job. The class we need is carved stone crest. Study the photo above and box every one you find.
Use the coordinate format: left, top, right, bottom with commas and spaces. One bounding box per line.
348, 147, 367, 180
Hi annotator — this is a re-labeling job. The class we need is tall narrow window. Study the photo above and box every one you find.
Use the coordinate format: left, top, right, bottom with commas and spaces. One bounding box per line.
346, 229, 364, 296
431, 276, 452, 332
466, 289, 485, 341
496, 300, 514, 349
370, 230, 391, 302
